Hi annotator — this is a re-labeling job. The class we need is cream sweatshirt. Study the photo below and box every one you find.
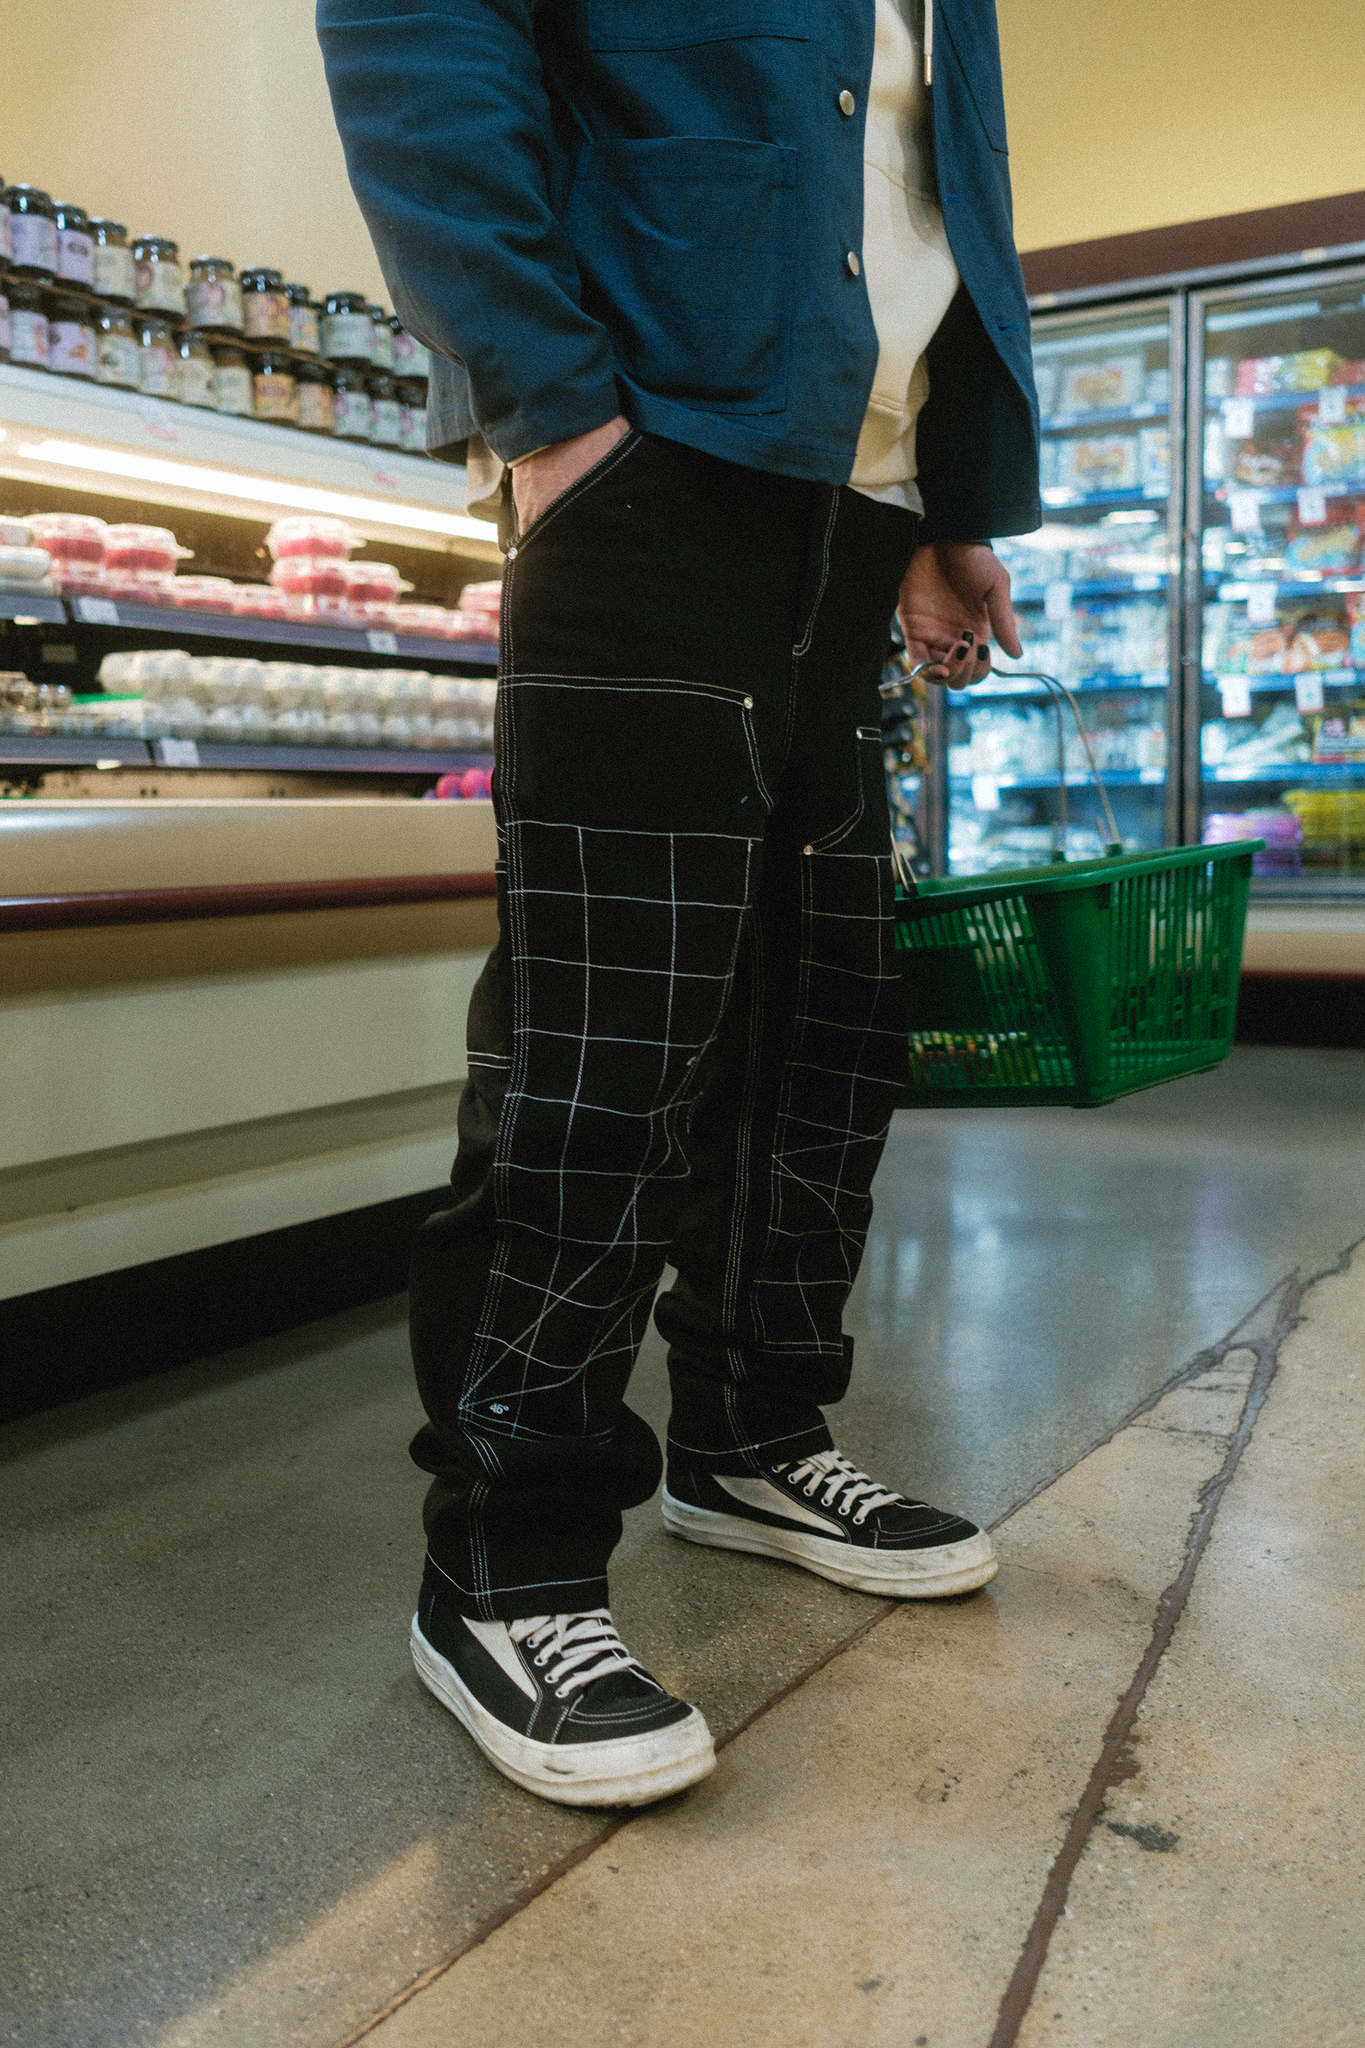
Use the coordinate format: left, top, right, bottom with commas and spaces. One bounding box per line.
847, 0, 960, 513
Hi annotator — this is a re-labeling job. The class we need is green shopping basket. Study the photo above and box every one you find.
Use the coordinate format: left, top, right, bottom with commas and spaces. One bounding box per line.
887, 668, 1261, 1108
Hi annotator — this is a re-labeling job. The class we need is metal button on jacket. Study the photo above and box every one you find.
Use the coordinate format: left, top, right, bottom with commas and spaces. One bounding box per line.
845, 250, 861, 277
838, 88, 856, 116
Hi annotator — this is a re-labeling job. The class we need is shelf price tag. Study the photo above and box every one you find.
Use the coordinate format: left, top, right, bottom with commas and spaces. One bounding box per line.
970, 774, 1002, 813
1245, 582, 1279, 624
1043, 579, 1073, 621
1318, 386, 1348, 424
155, 737, 201, 766
1218, 676, 1253, 719
1221, 397, 1255, 439
1294, 674, 1326, 713
75, 597, 120, 626
1227, 490, 1262, 533
367, 629, 399, 655
1297, 486, 1328, 526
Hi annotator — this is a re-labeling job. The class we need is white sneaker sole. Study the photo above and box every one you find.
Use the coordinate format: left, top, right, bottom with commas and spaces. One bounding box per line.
410, 1616, 716, 1808
661, 1489, 999, 1598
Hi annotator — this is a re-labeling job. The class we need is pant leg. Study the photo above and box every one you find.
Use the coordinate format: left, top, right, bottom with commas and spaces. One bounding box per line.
408, 434, 830, 1618
658, 488, 917, 1469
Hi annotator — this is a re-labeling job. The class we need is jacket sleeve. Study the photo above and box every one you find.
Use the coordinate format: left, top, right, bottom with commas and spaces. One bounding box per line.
316, 0, 623, 461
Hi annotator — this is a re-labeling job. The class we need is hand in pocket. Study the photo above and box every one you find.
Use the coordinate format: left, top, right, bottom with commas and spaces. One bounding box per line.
511, 415, 632, 534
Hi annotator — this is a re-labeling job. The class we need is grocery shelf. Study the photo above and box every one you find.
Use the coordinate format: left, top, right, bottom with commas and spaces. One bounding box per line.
1205, 383, 1365, 419
1213, 576, 1365, 601
1205, 669, 1361, 693
1011, 575, 1167, 603
1040, 402, 1169, 432
0, 735, 157, 769
0, 732, 496, 776
0, 589, 66, 626
948, 673, 1168, 701
1211, 483, 1365, 510
1204, 761, 1365, 784
948, 767, 1166, 790
64, 595, 499, 668
1040, 485, 1170, 509
0, 362, 498, 557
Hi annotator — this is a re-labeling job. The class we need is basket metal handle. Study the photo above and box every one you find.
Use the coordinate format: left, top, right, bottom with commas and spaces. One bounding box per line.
880, 660, 1124, 877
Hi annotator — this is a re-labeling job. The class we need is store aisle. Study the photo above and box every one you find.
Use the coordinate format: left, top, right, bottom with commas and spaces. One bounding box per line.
362, 1247, 1362, 2048
2, 1047, 1362, 2048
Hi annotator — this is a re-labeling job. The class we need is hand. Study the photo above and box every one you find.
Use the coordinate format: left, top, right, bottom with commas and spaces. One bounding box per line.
897, 541, 1023, 682
510, 414, 631, 535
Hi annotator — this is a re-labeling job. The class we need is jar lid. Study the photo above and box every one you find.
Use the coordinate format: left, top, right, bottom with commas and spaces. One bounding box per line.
7, 184, 54, 210
53, 202, 89, 229
241, 267, 285, 289
135, 236, 180, 257
87, 217, 127, 239
212, 342, 248, 362
367, 371, 395, 394
325, 290, 368, 311
369, 304, 389, 321
284, 281, 312, 303
138, 313, 174, 333
295, 356, 334, 381
191, 254, 236, 272
48, 291, 92, 316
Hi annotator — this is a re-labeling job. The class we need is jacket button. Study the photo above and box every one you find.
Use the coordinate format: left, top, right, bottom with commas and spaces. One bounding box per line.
838, 88, 856, 116
845, 250, 861, 277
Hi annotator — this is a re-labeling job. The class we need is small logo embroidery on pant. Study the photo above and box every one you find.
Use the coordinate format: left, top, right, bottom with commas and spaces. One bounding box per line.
490, 1403, 509, 1414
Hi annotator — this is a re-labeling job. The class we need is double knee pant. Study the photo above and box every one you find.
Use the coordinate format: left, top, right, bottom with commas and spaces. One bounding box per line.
409, 433, 917, 1617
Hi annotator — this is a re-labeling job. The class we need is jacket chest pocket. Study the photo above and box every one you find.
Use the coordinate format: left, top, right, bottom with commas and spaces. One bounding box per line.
566, 136, 797, 418
581, 0, 810, 49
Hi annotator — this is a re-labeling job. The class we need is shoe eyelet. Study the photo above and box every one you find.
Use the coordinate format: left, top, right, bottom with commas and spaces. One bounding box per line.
534, 1652, 548, 1666
554, 1685, 571, 1700
786, 1473, 799, 1485
838, 1504, 850, 1516
804, 1484, 819, 1497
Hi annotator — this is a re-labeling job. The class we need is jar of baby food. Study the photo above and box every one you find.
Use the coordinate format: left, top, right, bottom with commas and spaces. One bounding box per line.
187, 255, 244, 335
94, 302, 141, 388
321, 290, 372, 364
285, 282, 320, 356
251, 345, 298, 423
133, 236, 186, 316
240, 267, 290, 343
88, 218, 135, 303
294, 355, 335, 434
6, 185, 58, 280
138, 314, 182, 399
179, 328, 217, 408
331, 362, 374, 440
46, 290, 95, 378
212, 341, 254, 416
53, 202, 95, 288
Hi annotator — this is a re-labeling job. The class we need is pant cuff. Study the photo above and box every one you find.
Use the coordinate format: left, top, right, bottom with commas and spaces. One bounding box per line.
424, 1551, 611, 1624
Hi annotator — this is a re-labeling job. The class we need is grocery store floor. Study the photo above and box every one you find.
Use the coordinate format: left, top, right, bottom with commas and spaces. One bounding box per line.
4, 1046, 1363, 2048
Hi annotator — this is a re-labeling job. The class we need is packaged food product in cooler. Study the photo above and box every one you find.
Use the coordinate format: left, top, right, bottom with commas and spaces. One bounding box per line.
0, 545, 53, 585
1137, 426, 1170, 492
1284, 522, 1360, 573
266, 516, 358, 561
231, 582, 290, 618
0, 519, 34, 547
1233, 437, 1297, 487
1300, 411, 1365, 489
393, 603, 453, 639
167, 576, 237, 612
1235, 357, 1281, 397
458, 578, 503, 619
342, 560, 412, 616
1311, 715, 1365, 764
105, 524, 191, 575
1059, 354, 1144, 413
1283, 349, 1345, 392
1283, 786, 1365, 851
269, 554, 349, 598
1055, 435, 1138, 493
1286, 619, 1350, 670
28, 512, 108, 565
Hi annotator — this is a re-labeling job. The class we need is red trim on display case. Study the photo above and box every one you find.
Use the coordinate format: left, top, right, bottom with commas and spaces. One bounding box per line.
1022, 190, 1365, 298
0, 870, 499, 933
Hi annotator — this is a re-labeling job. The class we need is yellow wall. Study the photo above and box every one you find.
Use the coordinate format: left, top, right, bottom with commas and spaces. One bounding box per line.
999, 0, 1365, 251
3, 2, 1362, 296
0, 0, 386, 306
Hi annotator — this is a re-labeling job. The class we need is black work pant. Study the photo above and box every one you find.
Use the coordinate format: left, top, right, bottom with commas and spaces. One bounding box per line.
409, 432, 916, 1618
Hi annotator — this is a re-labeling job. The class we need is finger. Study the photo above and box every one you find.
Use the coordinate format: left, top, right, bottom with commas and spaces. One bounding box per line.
985, 578, 1023, 661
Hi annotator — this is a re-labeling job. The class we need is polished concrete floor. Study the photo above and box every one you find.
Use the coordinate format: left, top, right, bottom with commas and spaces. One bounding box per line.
3, 1047, 1363, 2048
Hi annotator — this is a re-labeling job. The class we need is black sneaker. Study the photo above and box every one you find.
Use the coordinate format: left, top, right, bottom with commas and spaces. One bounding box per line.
411, 1568, 714, 1807
663, 1447, 997, 1598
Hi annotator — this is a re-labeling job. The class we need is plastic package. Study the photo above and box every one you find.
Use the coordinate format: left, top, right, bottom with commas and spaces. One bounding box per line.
167, 576, 237, 611
0, 544, 53, 587
269, 555, 349, 599
267, 516, 357, 561
393, 603, 455, 639
343, 560, 411, 616
231, 582, 289, 618
28, 513, 108, 566
105, 525, 191, 576
459, 579, 503, 619
0, 518, 35, 546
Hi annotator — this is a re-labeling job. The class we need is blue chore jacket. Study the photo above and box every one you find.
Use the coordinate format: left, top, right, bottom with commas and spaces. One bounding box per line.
317, 0, 1040, 542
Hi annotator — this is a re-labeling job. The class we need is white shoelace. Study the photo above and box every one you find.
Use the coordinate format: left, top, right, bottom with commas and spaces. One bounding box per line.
508, 1609, 647, 1701
773, 1448, 902, 1527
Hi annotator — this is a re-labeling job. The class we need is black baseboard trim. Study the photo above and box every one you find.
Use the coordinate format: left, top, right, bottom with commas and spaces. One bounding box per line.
0, 1186, 451, 1427
1236, 974, 1365, 1049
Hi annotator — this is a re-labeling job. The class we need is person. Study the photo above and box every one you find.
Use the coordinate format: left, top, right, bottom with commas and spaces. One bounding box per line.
319, 0, 1039, 1809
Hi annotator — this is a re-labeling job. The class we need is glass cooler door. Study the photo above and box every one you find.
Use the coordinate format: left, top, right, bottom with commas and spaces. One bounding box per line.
1190, 265, 1365, 894
945, 297, 1181, 874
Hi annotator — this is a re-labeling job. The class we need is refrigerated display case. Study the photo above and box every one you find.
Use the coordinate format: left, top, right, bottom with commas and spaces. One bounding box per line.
1189, 264, 1365, 894
943, 297, 1182, 874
